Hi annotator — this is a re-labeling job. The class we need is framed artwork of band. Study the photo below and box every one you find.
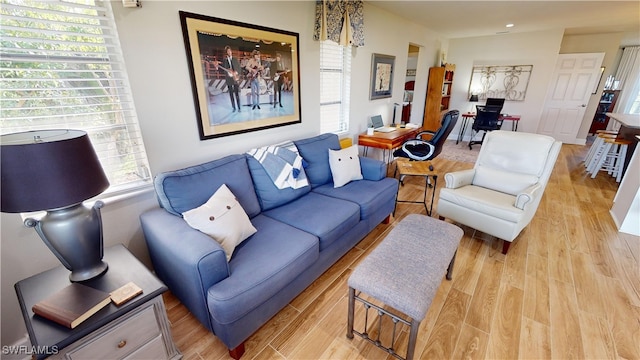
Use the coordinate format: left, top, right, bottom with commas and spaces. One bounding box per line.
180, 11, 301, 140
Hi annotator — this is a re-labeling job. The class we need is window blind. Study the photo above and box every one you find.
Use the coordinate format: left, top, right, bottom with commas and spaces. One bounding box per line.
320, 40, 351, 134
0, 0, 151, 193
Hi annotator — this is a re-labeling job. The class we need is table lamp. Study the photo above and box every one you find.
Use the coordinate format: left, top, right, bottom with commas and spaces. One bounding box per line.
1, 129, 110, 282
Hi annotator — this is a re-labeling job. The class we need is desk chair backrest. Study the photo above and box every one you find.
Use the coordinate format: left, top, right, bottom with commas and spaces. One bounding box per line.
473, 105, 501, 131
485, 98, 505, 113
430, 110, 460, 158
393, 110, 459, 161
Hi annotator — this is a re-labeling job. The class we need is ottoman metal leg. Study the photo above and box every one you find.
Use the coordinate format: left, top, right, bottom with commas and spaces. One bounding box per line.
347, 287, 355, 339
406, 319, 421, 360
446, 250, 457, 281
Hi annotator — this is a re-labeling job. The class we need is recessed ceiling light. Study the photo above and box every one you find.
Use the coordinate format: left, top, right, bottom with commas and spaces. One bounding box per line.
506, 23, 515, 28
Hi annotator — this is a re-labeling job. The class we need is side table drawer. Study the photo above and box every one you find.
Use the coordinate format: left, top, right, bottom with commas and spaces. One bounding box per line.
67, 304, 160, 359
123, 335, 168, 359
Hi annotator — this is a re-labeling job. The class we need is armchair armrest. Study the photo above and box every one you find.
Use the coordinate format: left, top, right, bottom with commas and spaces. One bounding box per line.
515, 183, 542, 210
359, 156, 387, 181
140, 208, 229, 331
444, 169, 476, 189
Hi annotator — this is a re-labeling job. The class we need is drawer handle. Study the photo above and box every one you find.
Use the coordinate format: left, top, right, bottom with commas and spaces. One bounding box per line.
117, 340, 127, 349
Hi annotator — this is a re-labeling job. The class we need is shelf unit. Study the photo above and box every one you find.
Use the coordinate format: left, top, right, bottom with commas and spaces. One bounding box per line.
423, 64, 455, 131
589, 90, 620, 133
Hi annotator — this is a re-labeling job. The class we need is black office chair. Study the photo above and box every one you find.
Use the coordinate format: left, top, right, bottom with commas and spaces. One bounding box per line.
469, 105, 501, 149
393, 109, 460, 161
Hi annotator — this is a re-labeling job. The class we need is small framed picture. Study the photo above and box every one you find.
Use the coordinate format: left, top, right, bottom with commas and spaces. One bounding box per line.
370, 53, 395, 100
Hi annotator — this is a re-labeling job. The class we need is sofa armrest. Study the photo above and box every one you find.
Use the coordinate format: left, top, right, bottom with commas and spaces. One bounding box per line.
444, 169, 476, 189
360, 156, 387, 181
140, 208, 229, 331
515, 183, 542, 210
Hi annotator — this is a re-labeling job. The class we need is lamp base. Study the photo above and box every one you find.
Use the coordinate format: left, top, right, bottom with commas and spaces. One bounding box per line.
69, 261, 108, 282
25, 201, 108, 282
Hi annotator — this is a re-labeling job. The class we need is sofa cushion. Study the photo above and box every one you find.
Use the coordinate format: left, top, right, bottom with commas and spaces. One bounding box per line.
182, 184, 257, 261
207, 214, 319, 324
263, 192, 360, 251
328, 145, 363, 188
294, 133, 341, 188
154, 154, 261, 218
247, 156, 311, 211
312, 177, 398, 220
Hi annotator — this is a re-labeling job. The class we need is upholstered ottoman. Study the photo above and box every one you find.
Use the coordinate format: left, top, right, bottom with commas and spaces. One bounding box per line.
346, 214, 463, 360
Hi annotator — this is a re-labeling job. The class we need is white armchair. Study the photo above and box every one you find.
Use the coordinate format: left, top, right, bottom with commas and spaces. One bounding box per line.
437, 131, 561, 254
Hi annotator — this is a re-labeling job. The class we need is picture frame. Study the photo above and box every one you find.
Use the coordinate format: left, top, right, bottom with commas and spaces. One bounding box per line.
370, 53, 395, 100
179, 11, 301, 140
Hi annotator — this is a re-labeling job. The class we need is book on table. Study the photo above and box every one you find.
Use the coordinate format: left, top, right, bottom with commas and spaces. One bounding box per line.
32, 283, 111, 329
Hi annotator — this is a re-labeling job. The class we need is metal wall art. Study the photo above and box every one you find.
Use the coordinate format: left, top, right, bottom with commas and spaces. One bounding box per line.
467, 65, 533, 101
180, 11, 301, 140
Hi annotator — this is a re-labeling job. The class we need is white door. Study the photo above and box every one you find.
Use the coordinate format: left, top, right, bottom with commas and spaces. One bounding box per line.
538, 53, 605, 143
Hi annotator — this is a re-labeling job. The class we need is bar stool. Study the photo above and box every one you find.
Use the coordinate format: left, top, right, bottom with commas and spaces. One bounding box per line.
589, 138, 631, 182
584, 130, 617, 169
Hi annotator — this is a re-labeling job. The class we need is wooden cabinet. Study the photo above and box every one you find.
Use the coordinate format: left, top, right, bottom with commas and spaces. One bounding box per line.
589, 90, 620, 133
423, 64, 455, 131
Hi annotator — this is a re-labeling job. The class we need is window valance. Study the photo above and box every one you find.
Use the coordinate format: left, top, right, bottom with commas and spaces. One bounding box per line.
314, 0, 364, 47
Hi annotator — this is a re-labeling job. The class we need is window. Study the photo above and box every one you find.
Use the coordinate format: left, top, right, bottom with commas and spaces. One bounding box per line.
319, 40, 351, 134
1, 0, 151, 194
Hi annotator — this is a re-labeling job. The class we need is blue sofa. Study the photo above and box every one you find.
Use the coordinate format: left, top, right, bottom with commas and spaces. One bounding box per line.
140, 133, 398, 358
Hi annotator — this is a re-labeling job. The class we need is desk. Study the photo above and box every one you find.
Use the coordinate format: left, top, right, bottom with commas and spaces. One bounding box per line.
358, 126, 421, 162
456, 112, 521, 144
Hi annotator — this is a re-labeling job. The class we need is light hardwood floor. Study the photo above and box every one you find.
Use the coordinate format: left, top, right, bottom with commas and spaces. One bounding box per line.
163, 143, 640, 360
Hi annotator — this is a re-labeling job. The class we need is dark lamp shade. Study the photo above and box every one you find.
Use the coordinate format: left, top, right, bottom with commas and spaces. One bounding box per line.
469, 94, 479, 102
1, 129, 109, 213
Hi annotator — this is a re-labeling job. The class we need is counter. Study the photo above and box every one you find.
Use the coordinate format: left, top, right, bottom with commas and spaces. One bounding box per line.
610, 134, 640, 236
606, 112, 640, 175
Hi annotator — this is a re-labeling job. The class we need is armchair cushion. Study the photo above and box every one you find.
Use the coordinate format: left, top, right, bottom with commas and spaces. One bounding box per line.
439, 186, 522, 223
473, 167, 539, 196
477, 131, 556, 177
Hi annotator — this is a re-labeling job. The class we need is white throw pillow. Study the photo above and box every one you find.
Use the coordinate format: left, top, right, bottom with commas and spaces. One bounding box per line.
328, 145, 363, 188
182, 184, 257, 261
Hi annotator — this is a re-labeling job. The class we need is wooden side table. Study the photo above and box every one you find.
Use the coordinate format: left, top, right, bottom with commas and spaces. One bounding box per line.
14, 244, 181, 360
394, 158, 438, 216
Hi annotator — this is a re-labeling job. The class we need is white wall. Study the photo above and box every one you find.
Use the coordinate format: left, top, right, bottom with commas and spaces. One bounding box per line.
0, 0, 445, 346
446, 29, 565, 138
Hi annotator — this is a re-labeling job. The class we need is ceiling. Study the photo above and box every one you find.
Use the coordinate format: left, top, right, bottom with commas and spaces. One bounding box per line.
369, 1, 640, 44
